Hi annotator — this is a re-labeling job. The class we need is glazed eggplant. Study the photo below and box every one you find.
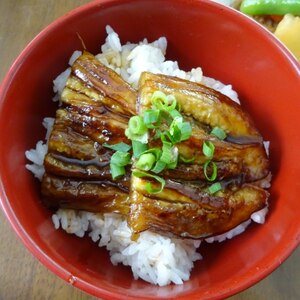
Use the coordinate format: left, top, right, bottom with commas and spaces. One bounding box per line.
41, 51, 136, 212
41, 52, 270, 239
127, 72, 270, 238
128, 175, 268, 238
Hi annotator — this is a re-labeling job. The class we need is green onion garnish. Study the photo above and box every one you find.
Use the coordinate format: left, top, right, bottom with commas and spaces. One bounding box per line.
110, 163, 126, 180
151, 91, 177, 112
208, 182, 222, 194
143, 109, 161, 128
202, 141, 215, 158
178, 154, 196, 163
128, 116, 147, 135
132, 140, 148, 158
136, 153, 156, 171
125, 115, 148, 143
203, 160, 218, 181
211, 127, 227, 140
102, 142, 131, 152
106, 90, 212, 194
110, 151, 131, 166
160, 141, 178, 164
151, 160, 167, 174
133, 170, 165, 194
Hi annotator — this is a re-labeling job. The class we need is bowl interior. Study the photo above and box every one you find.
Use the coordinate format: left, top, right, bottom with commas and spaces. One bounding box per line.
0, 0, 300, 299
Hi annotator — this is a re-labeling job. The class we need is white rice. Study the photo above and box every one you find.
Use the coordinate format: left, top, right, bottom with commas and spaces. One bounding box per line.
25, 26, 268, 286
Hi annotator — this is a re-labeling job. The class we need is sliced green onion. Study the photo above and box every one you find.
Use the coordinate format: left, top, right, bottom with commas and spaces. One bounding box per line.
177, 121, 192, 141
136, 153, 156, 171
166, 159, 178, 169
161, 141, 178, 164
151, 160, 167, 173
168, 117, 192, 143
128, 116, 147, 135
169, 109, 182, 119
208, 182, 222, 194
102, 142, 131, 152
143, 109, 161, 128
142, 148, 162, 160
179, 154, 196, 163
110, 163, 126, 180
132, 140, 148, 158
211, 127, 227, 140
133, 170, 165, 194
203, 160, 218, 181
110, 151, 131, 166
151, 91, 177, 112
203, 141, 215, 158
153, 129, 162, 140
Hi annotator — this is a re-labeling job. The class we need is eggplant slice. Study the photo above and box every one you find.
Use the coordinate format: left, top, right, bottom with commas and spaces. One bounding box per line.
129, 72, 270, 238
41, 52, 270, 239
41, 51, 135, 212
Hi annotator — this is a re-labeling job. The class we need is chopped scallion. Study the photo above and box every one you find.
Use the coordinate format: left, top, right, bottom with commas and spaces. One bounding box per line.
136, 153, 156, 171
132, 140, 148, 158
133, 170, 165, 194
143, 109, 161, 128
102, 142, 131, 152
110, 163, 126, 180
202, 141, 215, 158
208, 182, 222, 194
203, 160, 218, 181
179, 154, 196, 163
127, 116, 147, 135
110, 151, 131, 166
211, 127, 227, 140
151, 160, 167, 173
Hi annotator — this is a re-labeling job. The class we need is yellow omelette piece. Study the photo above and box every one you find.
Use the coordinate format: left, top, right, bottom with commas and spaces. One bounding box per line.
274, 14, 300, 61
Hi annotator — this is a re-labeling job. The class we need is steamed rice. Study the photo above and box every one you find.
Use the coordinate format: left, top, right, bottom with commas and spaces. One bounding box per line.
25, 25, 269, 286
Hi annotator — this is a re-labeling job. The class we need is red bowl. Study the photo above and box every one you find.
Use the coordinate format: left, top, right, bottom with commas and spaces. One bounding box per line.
0, 0, 299, 299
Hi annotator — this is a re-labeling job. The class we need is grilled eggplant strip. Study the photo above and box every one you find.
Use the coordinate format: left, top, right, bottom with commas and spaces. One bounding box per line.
41, 51, 136, 213
138, 72, 261, 140
42, 174, 130, 214
139, 72, 269, 182
69, 50, 136, 115
128, 175, 269, 238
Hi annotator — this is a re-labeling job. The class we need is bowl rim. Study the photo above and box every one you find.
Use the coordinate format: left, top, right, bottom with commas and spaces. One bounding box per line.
0, 0, 299, 299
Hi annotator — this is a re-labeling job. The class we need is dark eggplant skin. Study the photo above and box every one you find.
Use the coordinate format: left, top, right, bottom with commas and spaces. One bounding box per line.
41, 52, 271, 239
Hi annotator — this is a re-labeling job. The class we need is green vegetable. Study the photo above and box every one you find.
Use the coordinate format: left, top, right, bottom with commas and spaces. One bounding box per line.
240, 0, 300, 16
211, 127, 227, 140
208, 182, 222, 194
151, 91, 177, 112
143, 109, 161, 128
136, 153, 156, 171
107, 90, 223, 194
151, 160, 167, 174
133, 170, 166, 194
102, 142, 131, 152
203, 160, 218, 181
110, 151, 131, 166
202, 141, 215, 158
110, 163, 126, 180
132, 140, 148, 158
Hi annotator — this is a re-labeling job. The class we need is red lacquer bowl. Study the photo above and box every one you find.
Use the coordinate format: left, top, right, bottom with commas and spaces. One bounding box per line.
0, 0, 299, 299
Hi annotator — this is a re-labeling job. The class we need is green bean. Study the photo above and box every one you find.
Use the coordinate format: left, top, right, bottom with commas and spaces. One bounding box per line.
240, 0, 300, 16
